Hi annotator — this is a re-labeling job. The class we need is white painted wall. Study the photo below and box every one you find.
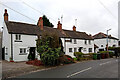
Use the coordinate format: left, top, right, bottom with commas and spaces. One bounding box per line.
2, 22, 38, 62
2, 22, 11, 61
13, 34, 38, 61
61, 38, 94, 57
94, 38, 118, 51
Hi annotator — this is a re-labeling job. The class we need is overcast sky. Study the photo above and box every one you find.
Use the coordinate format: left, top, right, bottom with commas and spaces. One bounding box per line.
0, 0, 119, 38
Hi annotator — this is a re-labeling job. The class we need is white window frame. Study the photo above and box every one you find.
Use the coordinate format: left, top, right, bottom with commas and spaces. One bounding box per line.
89, 48, 92, 53
15, 34, 21, 41
74, 48, 77, 52
89, 40, 91, 45
5, 47, 8, 55
83, 48, 86, 52
74, 39, 77, 44
19, 48, 27, 55
69, 48, 72, 52
85, 40, 87, 45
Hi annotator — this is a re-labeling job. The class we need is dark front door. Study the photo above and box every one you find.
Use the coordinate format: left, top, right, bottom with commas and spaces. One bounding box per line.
78, 47, 83, 52
30, 47, 35, 60
2, 47, 5, 60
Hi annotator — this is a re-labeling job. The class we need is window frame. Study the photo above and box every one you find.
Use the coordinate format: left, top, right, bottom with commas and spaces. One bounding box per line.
19, 48, 27, 55
15, 34, 21, 41
89, 48, 92, 53
69, 48, 72, 52
74, 39, 77, 44
85, 40, 87, 45
89, 40, 91, 45
74, 48, 77, 52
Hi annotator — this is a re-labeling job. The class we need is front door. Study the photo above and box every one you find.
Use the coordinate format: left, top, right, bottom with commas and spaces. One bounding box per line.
30, 47, 35, 60
78, 47, 83, 52
2, 47, 5, 60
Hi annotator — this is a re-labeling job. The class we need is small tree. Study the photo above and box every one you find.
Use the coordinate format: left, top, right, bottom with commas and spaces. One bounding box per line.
37, 32, 63, 66
42, 15, 54, 27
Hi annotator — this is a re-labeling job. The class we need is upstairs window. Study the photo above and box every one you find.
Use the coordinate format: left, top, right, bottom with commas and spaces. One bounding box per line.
89, 40, 91, 45
15, 34, 21, 41
85, 40, 87, 45
74, 39, 77, 44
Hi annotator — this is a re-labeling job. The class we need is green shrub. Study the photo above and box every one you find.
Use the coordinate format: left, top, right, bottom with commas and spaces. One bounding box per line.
109, 51, 114, 58
41, 48, 59, 66
58, 55, 74, 64
74, 52, 83, 61
73, 57, 77, 61
99, 51, 109, 54
28, 53, 32, 61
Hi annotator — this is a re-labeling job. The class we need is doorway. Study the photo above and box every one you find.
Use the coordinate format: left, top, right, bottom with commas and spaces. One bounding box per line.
2, 47, 5, 60
30, 47, 35, 60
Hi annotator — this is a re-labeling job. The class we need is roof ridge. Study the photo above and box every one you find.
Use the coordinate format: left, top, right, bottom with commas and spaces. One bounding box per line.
6, 21, 37, 26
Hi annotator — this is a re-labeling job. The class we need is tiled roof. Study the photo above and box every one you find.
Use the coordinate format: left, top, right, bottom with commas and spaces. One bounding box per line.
5, 21, 41, 35
93, 32, 118, 40
5, 21, 93, 40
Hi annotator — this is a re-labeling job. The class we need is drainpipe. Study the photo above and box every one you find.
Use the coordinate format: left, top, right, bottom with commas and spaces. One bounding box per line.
64, 38, 66, 54
11, 34, 13, 60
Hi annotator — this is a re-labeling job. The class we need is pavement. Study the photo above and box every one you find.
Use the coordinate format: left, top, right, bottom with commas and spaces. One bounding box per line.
2, 60, 47, 79
15, 58, 118, 78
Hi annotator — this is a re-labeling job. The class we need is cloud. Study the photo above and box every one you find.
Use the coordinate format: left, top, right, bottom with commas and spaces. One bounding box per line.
0, 0, 118, 38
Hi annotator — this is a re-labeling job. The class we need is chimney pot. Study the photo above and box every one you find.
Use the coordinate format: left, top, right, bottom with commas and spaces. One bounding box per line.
57, 21, 62, 30
4, 9, 8, 21
37, 17, 43, 30
73, 25, 76, 31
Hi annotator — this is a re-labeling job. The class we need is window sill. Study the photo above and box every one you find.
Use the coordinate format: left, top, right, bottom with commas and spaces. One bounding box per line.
19, 53, 27, 55
15, 40, 22, 42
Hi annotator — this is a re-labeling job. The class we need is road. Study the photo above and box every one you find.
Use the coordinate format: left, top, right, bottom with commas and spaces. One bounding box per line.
15, 58, 119, 78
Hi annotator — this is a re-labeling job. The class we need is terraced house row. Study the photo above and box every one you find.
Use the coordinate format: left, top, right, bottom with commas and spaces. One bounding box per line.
2, 9, 119, 62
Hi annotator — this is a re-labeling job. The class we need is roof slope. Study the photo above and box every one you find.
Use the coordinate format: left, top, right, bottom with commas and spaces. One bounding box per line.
93, 32, 118, 40
5, 21, 41, 35
5, 21, 93, 40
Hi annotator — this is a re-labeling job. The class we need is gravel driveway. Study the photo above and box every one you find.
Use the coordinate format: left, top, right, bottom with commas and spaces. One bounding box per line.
2, 60, 46, 79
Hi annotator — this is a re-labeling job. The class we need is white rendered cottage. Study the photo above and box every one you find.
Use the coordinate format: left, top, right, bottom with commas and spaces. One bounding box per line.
93, 32, 119, 53
2, 9, 94, 61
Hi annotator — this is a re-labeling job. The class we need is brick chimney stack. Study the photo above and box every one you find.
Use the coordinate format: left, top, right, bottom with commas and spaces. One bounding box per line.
37, 17, 43, 30
73, 25, 76, 31
57, 21, 62, 30
4, 9, 8, 21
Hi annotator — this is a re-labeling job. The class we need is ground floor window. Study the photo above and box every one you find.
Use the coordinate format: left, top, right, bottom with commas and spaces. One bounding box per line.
19, 48, 27, 55
69, 48, 72, 52
89, 48, 92, 53
5, 48, 8, 55
83, 48, 86, 52
74, 48, 77, 52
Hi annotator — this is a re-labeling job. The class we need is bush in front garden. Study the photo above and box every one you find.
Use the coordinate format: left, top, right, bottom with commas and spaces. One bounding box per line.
109, 51, 114, 58
58, 55, 74, 64
74, 52, 83, 61
41, 48, 60, 66
26, 59, 43, 66
99, 51, 109, 58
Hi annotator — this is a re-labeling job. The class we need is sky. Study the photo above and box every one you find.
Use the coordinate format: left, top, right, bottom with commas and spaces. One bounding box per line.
0, 0, 119, 38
